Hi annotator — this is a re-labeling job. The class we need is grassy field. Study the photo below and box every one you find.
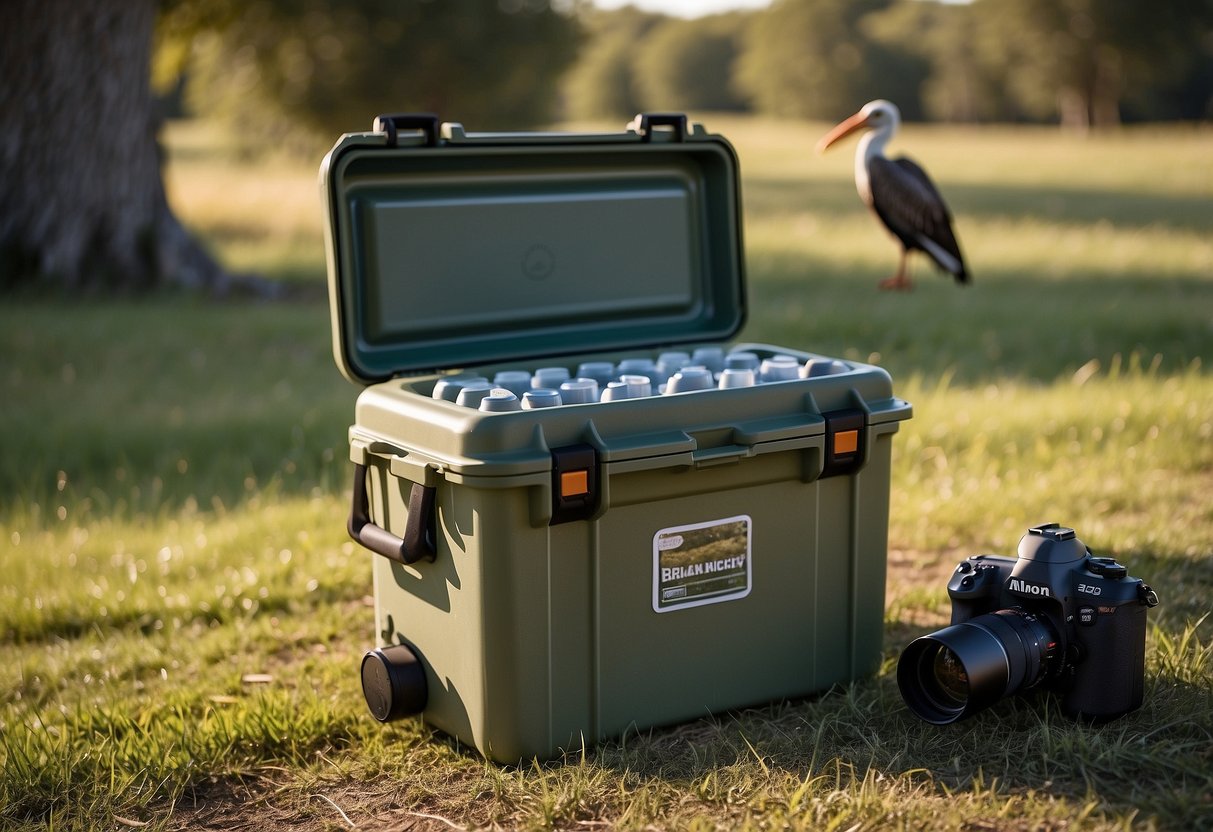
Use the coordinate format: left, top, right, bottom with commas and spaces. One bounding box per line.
2, 115, 1211, 831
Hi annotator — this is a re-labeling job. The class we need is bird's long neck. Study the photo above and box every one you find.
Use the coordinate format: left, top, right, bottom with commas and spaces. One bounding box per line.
855, 126, 894, 207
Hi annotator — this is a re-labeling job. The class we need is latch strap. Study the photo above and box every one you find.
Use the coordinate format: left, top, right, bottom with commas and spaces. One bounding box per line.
550, 444, 599, 525
821, 408, 868, 478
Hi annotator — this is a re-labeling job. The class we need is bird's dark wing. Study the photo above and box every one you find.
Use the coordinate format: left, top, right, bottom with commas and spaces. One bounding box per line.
868, 155, 968, 283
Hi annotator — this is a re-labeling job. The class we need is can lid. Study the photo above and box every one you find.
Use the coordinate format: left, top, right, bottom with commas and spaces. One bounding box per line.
321, 115, 746, 385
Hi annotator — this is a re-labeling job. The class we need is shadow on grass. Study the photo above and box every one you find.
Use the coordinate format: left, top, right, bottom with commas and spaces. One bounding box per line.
0, 296, 356, 517
743, 263, 1213, 386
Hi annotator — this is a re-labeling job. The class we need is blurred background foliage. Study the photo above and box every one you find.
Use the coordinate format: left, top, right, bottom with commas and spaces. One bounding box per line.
155, 0, 584, 154
155, 0, 1213, 154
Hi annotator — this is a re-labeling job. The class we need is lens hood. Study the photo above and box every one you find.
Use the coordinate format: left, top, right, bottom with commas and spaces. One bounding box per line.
898, 609, 1057, 724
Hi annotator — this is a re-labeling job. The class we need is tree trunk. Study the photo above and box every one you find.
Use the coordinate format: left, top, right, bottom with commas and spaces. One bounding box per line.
1091, 47, 1124, 129
1057, 87, 1092, 133
0, 0, 229, 292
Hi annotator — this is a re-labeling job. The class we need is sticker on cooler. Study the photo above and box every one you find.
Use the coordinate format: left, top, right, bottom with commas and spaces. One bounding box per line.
653, 515, 752, 613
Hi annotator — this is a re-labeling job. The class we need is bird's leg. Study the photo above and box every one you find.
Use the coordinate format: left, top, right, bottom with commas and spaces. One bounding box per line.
879, 250, 913, 290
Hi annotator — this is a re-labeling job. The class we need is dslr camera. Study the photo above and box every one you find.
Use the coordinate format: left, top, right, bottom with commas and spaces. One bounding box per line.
898, 523, 1159, 724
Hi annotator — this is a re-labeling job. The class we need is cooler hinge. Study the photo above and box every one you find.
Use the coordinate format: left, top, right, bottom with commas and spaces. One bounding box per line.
629, 112, 688, 142
550, 444, 599, 525
372, 113, 441, 148
821, 408, 867, 478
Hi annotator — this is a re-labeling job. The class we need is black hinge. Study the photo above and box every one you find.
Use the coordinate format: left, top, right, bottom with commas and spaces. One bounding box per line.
821, 409, 867, 478
630, 112, 688, 142
550, 444, 599, 525
373, 113, 441, 148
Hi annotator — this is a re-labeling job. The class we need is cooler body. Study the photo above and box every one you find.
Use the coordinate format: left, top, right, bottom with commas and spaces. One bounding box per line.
322, 115, 911, 762
351, 344, 909, 762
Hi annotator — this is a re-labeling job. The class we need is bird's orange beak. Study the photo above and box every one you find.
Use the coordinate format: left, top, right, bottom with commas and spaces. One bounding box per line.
815, 111, 871, 155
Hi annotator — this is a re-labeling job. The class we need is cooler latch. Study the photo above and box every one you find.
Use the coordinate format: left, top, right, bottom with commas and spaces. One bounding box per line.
821, 409, 867, 478
550, 444, 599, 525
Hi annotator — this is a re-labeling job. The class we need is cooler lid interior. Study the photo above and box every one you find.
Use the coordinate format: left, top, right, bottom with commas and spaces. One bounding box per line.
322, 115, 746, 384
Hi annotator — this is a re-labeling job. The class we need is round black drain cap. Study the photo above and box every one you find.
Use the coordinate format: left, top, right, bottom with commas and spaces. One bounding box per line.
361, 644, 427, 722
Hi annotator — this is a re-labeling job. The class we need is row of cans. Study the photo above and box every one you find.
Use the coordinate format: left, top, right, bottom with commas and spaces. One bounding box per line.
430, 348, 851, 412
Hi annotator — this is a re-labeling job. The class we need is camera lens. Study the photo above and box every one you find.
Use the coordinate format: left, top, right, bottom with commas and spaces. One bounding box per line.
898, 609, 1058, 724
929, 645, 969, 707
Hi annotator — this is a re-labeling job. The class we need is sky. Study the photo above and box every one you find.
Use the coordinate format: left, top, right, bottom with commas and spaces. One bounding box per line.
588, 0, 968, 14
590, 0, 772, 17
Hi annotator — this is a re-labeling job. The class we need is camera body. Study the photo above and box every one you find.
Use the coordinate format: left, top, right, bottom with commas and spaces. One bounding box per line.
898, 523, 1159, 724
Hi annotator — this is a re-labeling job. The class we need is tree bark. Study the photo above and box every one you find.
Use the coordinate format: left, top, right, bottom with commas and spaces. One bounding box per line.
1057, 87, 1092, 133
0, 0, 229, 292
1091, 47, 1124, 129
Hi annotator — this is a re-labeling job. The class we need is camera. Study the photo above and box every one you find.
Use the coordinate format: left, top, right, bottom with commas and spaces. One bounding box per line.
897, 523, 1159, 724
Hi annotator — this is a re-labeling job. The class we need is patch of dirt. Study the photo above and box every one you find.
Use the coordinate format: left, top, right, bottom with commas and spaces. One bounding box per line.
164, 773, 487, 832
165, 776, 306, 832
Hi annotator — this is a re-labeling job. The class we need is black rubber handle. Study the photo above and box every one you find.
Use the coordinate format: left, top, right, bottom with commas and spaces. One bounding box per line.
348, 463, 437, 564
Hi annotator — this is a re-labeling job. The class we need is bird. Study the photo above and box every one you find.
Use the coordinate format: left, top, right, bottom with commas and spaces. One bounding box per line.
816, 100, 968, 290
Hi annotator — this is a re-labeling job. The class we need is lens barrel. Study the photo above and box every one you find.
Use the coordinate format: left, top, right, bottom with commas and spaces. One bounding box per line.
898, 609, 1058, 724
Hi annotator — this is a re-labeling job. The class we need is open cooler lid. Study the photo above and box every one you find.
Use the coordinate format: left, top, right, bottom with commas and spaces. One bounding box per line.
321, 113, 746, 385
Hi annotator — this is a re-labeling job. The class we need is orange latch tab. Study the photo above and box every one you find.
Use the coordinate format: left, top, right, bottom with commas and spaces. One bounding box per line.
561, 470, 589, 498
834, 429, 859, 455
551, 444, 599, 525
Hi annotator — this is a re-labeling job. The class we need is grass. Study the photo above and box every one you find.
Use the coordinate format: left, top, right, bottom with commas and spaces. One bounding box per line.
2, 114, 1212, 830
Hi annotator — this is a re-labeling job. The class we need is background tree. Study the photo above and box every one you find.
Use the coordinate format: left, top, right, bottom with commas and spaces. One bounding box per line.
1, 0, 229, 292
734, 0, 910, 120
982, 0, 1213, 129
863, 0, 1010, 123
1, 0, 580, 293
563, 7, 667, 121
176, 0, 581, 151
1123, 41, 1213, 122
634, 14, 749, 113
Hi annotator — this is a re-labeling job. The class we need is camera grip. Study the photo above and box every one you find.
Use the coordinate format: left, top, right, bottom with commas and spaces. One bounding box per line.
1063, 600, 1147, 720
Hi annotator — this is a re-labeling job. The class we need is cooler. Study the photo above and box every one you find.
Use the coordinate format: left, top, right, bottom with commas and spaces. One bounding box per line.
320, 113, 912, 763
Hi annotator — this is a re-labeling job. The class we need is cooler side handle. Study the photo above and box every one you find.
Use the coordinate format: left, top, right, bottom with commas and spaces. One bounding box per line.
348, 463, 437, 565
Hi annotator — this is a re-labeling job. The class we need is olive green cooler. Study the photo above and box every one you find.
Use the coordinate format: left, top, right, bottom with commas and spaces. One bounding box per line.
321, 114, 912, 763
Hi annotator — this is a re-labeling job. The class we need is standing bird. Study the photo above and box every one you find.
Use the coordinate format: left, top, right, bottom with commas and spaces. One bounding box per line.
816, 100, 968, 290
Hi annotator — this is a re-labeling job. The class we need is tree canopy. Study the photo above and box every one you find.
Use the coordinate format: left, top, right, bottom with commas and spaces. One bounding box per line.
161, 0, 1212, 138
560, 0, 1213, 127
163, 0, 582, 149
